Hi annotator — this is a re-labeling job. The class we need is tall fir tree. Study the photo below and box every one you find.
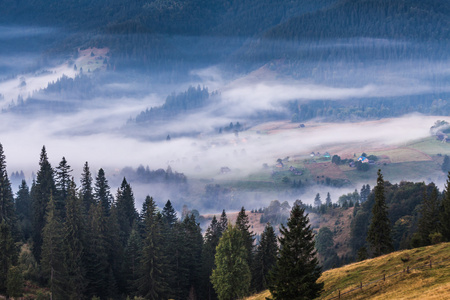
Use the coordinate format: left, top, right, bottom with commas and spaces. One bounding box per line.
84, 202, 109, 299
219, 209, 228, 233
94, 168, 112, 216
80, 162, 94, 214
116, 177, 138, 247
137, 196, 168, 299
123, 224, 143, 297
200, 216, 222, 300
367, 169, 393, 257
0, 219, 16, 293
252, 223, 277, 292
15, 179, 32, 241
417, 184, 441, 246
440, 172, 450, 241
162, 200, 177, 228
211, 224, 251, 300
160, 200, 178, 298
64, 179, 85, 299
41, 195, 66, 300
31, 146, 56, 262
235, 207, 255, 280
55, 157, 72, 217
325, 192, 332, 207
269, 204, 323, 300
0, 143, 16, 229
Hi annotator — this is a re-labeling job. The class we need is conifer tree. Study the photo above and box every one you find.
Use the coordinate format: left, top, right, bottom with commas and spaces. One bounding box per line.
124, 224, 142, 296
0, 143, 16, 229
211, 224, 251, 300
325, 192, 332, 207
137, 196, 168, 299
55, 157, 72, 217
94, 168, 112, 216
162, 200, 177, 227
105, 203, 122, 296
41, 195, 66, 300
252, 223, 277, 292
80, 162, 94, 213
32, 146, 56, 262
160, 200, 178, 297
200, 216, 222, 300
235, 207, 255, 275
269, 204, 323, 300
64, 179, 85, 299
314, 193, 322, 209
116, 177, 138, 247
84, 202, 109, 299
219, 209, 228, 233
367, 170, 393, 257
15, 179, 32, 241
6, 265, 23, 298
0, 219, 16, 293
417, 184, 441, 246
440, 172, 450, 241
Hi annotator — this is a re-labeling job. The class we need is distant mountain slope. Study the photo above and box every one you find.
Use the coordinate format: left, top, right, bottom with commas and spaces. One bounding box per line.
265, 0, 450, 41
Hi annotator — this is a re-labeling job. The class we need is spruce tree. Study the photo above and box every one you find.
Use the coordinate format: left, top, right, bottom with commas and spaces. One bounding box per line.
219, 209, 228, 233
417, 184, 441, 246
0, 143, 16, 228
440, 172, 450, 241
41, 195, 66, 300
211, 224, 251, 300
160, 200, 178, 297
84, 203, 109, 299
55, 156, 72, 217
367, 170, 393, 257
235, 207, 255, 276
124, 224, 142, 296
116, 177, 138, 247
269, 204, 323, 300
80, 162, 94, 213
15, 179, 32, 241
162, 200, 177, 227
0, 219, 16, 293
314, 193, 322, 209
137, 196, 168, 299
325, 192, 332, 207
64, 179, 85, 299
31, 146, 56, 262
94, 168, 112, 216
252, 223, 277, 292
200, 216, 222, 300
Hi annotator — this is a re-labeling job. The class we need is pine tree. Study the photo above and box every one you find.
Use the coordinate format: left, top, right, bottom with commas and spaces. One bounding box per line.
31, 146, 56, 262
64, 179, 85, 299
6, 265, 24, 298
325, 192, 332, 207
314, 193, 322, 209
94, 168, 112, 216
116, 177, 138, 247
211, 224, 251, 300
0, 219, 16, 293
137, 196, 168, 299
367, 170, 393, 257
235, 207, 255, 277
269, 204, 323, 300
162, 200, 177, 227
200, 216, 222, 300
84, 203, 109, 299
80, 162, 94, 214
440, 172, 450, 241
15, 179, 32, 241
123, 224, 142, 296
416, 184, 441, 246
0, 143, 16, 229
55, 157, 72, 217
219, 209, 228, 233
41, 195, 66, 300
252, 223, 277, 292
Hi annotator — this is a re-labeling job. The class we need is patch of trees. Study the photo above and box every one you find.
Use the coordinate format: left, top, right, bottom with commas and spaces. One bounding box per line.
133, 86, 212, 124
259, 200, 290, 225
349, 171, 450, 259
120, 165, 187, 185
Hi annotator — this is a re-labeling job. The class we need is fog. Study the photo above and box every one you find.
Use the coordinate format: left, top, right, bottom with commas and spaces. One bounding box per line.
2, 26, 450, 212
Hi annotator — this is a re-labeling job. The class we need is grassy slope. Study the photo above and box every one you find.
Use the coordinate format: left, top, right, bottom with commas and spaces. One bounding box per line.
247, 242, 450, 300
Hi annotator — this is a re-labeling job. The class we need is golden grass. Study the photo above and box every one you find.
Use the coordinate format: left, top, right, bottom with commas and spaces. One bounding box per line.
246, 243, 450, 300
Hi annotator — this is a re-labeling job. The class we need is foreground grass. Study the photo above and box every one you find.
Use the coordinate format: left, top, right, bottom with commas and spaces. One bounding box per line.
246, 242, 450, 300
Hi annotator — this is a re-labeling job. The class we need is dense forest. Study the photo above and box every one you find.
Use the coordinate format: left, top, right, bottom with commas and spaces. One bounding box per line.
1, 141, 450, 299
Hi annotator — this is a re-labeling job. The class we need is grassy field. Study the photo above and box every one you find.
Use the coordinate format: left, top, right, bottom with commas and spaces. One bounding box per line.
246, 242, 450, 300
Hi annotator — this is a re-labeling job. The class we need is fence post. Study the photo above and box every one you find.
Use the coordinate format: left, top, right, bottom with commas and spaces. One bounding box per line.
360, 281, 362, 289
430, 259, 432, 269
338, 290, 340, 299
383, 274, 386, 281
407, 266, 410, 274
